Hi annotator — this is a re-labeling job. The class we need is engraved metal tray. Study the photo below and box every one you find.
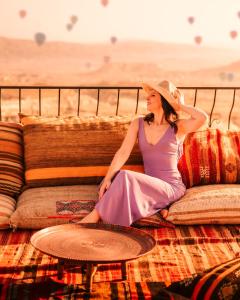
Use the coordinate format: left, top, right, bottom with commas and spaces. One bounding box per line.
30, 223, 156, 263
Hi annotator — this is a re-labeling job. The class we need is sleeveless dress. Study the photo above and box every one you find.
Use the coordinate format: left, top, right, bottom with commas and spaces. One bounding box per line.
95, 117, 186, 226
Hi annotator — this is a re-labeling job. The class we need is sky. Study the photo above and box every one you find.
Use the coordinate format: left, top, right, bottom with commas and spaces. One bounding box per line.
1, 0, 240, 48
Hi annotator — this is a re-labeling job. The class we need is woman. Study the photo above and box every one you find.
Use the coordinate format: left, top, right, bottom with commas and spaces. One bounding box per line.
79, 80, 208, 226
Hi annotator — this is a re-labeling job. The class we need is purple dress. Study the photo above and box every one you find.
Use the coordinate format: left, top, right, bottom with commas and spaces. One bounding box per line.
95, 117, 186, 226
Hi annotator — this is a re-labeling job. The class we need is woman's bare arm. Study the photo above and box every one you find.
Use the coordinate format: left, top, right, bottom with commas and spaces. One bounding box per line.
104, 117, 140, 181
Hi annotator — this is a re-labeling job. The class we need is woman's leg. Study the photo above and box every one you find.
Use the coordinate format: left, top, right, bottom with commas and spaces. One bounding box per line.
78, 208, 101, 223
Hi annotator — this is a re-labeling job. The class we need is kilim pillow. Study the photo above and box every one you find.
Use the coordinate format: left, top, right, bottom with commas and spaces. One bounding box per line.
220, 130, 240, 183
10, 185, 98, 229
0, 122, 24, 196
0, 194, 16, 229
178, 128, 217, 188
167, 184, 240, 225
163, 257, 240, 300
19, 114, 143, 188
178, 128, 240, 188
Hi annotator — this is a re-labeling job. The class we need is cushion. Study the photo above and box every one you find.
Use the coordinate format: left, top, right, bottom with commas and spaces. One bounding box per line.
10, 185, 98, 229
19, 114, 143, 188
10, 184, 174, 229
167, 184, 240, 224
0, 194, 16, 229
164, 257, 240, 300
0, 122, 24, 196
178, 128, 240, 188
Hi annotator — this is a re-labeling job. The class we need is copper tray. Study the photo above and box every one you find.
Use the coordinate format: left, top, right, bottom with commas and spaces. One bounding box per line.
30, 223, 156, 263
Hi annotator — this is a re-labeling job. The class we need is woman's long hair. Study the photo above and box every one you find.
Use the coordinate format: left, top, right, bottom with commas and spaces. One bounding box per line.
143, 94, 179, 133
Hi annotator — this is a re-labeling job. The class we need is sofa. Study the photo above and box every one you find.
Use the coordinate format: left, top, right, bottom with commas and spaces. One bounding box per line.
0, 113, 240, 299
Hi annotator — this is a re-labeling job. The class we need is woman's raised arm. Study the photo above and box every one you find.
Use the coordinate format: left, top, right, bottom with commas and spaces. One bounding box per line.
177, 103, 209, 134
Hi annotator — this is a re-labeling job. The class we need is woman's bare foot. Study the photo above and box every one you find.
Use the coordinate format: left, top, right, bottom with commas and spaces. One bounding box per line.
77, 208, 100, 223
160, 209, 169, 219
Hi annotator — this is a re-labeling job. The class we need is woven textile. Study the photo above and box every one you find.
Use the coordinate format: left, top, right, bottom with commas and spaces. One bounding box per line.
165, 257, 240, 299
0, 194, 16, 229
178, 128, 240, 188
167, 184, 240, 225
19, 114, 143, 188
0, 225, 239, 299
0, 122, 24, 196
10, 185, 98, 229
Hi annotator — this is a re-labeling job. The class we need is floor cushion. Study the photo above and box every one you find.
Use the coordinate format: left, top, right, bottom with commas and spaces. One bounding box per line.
10, 185, 97, 229
0, 194, 16, 229
167, 184, 240, 224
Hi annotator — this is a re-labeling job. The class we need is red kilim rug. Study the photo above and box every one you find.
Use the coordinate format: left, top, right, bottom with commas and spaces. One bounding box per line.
0, 225, 240, 299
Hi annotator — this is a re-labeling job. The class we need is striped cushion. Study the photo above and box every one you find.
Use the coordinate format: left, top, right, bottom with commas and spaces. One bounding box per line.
220, 130, 240, 183
165, 257, 240, 299
0, 194, 16, 229
178, 128, 240, 188
167, 184, 240, 224
19, 114, 143, 188
0, 122, 24, 196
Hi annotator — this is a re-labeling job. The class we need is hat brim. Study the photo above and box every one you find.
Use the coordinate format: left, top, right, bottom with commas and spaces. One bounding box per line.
142, 83, 180, 111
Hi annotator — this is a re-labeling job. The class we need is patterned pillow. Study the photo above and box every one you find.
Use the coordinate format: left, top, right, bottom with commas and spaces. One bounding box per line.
10, 185, 98, 229
178, 128, 240, 188
167, 184, 240, 225
220, 130, 240, 183
164, 257, 240, 300
19, 114, 143, 188
0, 194, 16, 229
0, 122, 24, 196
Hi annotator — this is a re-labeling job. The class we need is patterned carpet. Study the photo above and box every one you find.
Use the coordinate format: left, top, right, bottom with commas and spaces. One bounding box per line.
0, 225, 240, 299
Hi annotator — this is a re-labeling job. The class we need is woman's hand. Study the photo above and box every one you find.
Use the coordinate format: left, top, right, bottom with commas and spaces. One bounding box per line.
172, 89, 184, 111
175, 89, 185, 111
98, 179, 111, 200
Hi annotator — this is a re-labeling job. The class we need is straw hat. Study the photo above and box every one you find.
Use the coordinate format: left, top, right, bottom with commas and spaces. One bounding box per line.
142, 80, 183, 111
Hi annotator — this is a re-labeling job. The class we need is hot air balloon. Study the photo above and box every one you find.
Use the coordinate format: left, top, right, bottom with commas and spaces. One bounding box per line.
110, 36, 117, 44
85, 62, 91, 69
103, 56, 110, 64
101, 0, 108, 7
237, 11, 240, 19
34, 32, 46, 46
71, 15, 78, 24
187, 16, 194, 24
194, 36, 202, 45
19, 10, 27, 18
230, 30, 237, 39
219, 72, 226, 80
66, 24, 73, 31
228, 73, 234, 81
